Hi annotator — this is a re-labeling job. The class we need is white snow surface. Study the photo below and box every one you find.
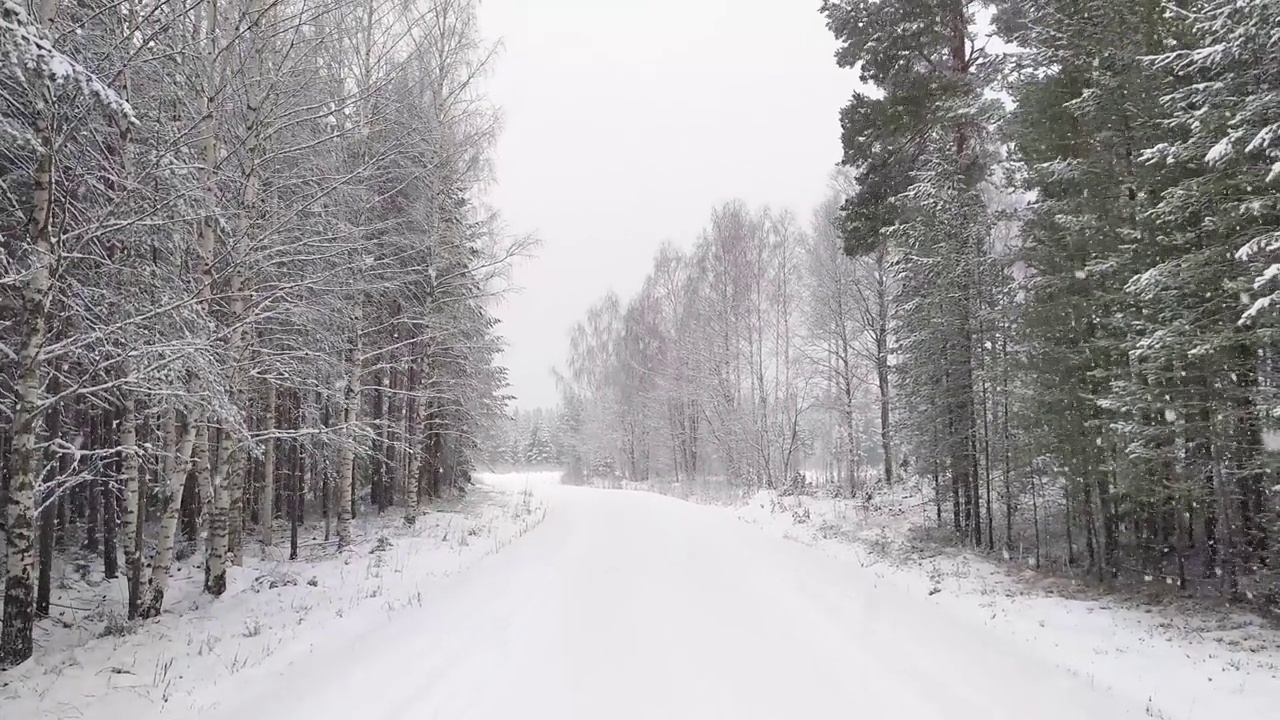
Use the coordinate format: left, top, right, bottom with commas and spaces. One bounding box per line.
175, 481, 1272, 719
735, 488, 1280, 720
0, 475, 549, 719
7, 474, 1279, 719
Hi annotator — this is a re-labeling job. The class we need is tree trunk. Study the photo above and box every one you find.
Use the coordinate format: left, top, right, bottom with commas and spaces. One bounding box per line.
1031, 475, 1042, 570
289, 426, 301, 561
1099, 461, 1120, 580
403, 359, 424, 524
932, 459, 943, 526
1209, 427, 1239, 597
35, 485, 54, 619
55, 494, 67, 550
970, 418, 983, 549
86, 428, 100, 554
2, 0, 58, 668
336, 324, 361, 548
262, 383, 276, 546
203, 426, 232, 596
228, 433, 246, 567
321, 395, 330, 543
102, 429, 119, 581
1064, 482, 1076, 568
875, 245, 893, 486
120, 388, 143, 618
980, 369, 994, 553
35, 380, 63, 619
139, 414, 199, 619
372, 367, 386, 512
228, 0, 266, 565
1082, 472, 1098, 572
181, 468, 199, 544
2, 330, 42, 666
196, 422, 215, 579
385, 363, 399, 507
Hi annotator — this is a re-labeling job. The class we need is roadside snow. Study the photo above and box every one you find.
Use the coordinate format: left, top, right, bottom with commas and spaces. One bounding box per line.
0, 474, 549, 720
736, 488, 1280, 720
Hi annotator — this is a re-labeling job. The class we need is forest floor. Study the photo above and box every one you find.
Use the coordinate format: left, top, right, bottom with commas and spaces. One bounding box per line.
0, 474, 549, 719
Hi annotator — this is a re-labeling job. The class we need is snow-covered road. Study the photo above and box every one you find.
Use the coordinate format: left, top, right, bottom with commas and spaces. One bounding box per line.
191, 484, 1150, 719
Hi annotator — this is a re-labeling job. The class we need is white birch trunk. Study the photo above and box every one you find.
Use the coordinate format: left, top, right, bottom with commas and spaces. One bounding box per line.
188, 0, 236, 597
1, 266, 48, 667
1, 0, 59, 669
119, 387, 142, 618
205, 430, 234, 594
139, 416, 199, 619
336, 317, 362, 547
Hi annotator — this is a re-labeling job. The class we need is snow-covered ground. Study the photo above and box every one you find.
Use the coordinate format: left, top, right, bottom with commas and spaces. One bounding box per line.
735, 487, 1280, 720
7, 474, 1277, 719
174, 482, 1205, 719
0, 473, 550, 719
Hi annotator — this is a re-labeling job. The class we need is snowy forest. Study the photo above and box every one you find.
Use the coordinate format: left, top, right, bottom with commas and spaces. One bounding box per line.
0, 0, 522, 667
2, 0, 1280, 684
476, 408, 566, 470
557, 0, 1280, 604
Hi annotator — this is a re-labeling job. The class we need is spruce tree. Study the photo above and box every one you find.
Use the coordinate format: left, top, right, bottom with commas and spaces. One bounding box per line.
999, 0, 1176, 579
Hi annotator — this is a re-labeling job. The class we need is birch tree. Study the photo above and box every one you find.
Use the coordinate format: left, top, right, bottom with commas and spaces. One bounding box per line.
1, 0, 519, 666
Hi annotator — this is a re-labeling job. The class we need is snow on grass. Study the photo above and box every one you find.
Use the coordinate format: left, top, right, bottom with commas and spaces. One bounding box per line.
735, 486, 1280, 720
0, 475, 547, 720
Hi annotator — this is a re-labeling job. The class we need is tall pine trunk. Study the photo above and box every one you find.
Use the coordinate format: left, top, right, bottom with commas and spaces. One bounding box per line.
261, 383, 275, 546
874, 244, 893, 486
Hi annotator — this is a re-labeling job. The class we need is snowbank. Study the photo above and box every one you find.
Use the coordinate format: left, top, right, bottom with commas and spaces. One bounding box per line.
735, 487, 1280, 720
0, 477, 546, 719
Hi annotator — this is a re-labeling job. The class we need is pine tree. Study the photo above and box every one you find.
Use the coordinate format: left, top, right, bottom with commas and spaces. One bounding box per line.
822, 0, 1001, 546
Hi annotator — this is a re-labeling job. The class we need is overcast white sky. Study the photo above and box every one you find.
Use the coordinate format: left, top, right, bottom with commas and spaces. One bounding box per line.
476, 0, 852, 410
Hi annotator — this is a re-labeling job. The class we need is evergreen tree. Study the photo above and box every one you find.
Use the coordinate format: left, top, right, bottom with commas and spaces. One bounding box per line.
999, 0, 1177, 578
996, 0, 1278, 590
523, 417, 556, 467
1137, 0, 1280, 591
822, 0, 1002, 546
